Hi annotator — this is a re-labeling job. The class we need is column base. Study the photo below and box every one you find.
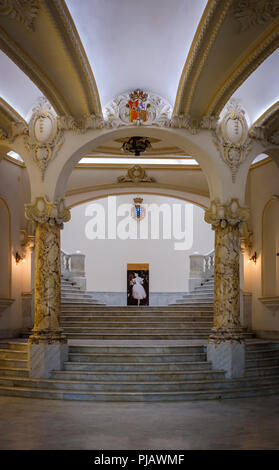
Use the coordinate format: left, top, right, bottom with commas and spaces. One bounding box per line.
207, 341, 245, 378
28, 333, 68, 378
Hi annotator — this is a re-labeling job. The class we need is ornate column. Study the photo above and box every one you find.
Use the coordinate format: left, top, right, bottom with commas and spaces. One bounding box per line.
205, 199, 249, 378
25, 197, 71, 378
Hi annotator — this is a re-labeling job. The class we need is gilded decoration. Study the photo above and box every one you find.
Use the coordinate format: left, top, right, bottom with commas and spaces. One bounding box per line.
25, 197, 71, 227
117, 165, 156, 184
233, 0, 279, 32
0, 0, 39, 31
213, 100, 251, 181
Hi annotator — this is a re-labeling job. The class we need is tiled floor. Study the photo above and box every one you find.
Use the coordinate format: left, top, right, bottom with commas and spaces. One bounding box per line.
0, 394, 278, 449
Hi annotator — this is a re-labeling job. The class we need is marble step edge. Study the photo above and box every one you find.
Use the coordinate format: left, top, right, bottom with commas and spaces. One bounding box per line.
1, 374, 279, 389
0, 382, 278, 402
68, 346, 206, 353
51, 370, 226, 380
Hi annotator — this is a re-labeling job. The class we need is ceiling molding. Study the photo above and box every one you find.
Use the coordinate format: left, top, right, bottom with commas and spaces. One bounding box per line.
43, 0, 102, 117
250, 101, 279, 140
66, 182, 209, 200
173, 0, 232, 116
0, 25, 70, 115
0, 97, 26, 134
206, 23, 279, 116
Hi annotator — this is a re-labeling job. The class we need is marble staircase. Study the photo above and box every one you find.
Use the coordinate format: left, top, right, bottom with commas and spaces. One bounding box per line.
0, 340, 279, 401
171, 277, 214, 305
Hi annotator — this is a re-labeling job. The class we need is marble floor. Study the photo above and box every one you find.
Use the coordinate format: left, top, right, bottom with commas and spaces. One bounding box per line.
0, 395, 278, 450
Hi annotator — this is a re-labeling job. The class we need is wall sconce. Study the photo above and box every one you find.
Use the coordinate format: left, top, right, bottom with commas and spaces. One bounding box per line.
248, 251, 257, 264
15, 252, 25, 264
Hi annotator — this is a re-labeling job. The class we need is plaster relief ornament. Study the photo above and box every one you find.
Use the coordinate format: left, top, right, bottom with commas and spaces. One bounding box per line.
0, 0, 39, 31
131, 197, 146, 221
25, 97, 64, 179
233, 0, 279, 32
25, 196, 71, 227
103, 90, 172, 128
213, 99, 251, 182
117, 165, 156, 184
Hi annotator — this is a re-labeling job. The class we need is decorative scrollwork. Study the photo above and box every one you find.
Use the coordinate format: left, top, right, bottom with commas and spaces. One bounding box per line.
0, 0, 39, 31
233, 0, 279, 32
212, 99, 251, 181
117, 165, 156, 184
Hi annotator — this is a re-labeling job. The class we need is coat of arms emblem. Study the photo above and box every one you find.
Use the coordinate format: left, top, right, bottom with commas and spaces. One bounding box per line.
131, 197, 145, 221
127, 90, 150, 123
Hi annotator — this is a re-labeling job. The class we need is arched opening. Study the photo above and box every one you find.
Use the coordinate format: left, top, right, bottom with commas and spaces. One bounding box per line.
61, 193, 214, 305
262, 196, 279, 297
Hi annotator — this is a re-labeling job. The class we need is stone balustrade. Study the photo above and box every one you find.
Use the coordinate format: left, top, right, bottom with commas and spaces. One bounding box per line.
61, 249, 86, 290
188, 250, 214, 291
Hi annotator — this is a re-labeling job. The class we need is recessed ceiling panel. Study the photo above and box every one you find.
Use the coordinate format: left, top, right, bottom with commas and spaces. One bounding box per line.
0, 50, 44, 120
65, 0, 207, 107
229, 48, 279, 126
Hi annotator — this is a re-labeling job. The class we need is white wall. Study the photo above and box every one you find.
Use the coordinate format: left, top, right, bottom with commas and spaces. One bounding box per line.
61, 194, 214, 292
244, 159, 279, 337
0, 159, 31, 337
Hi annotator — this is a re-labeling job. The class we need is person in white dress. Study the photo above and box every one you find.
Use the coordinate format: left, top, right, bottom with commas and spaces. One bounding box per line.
131, 272, 146, 306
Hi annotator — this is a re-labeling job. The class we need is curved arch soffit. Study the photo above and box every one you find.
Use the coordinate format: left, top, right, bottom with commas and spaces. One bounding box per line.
67, 186, 209, 211
53, 126, 217, 202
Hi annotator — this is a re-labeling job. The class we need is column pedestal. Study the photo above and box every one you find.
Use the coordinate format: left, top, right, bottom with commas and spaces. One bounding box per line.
207, 342, 245, 378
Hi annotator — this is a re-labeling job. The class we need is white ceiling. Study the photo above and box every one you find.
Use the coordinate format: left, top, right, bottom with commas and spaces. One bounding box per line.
65, 0, 207, 108
0, 50, 43, 120
229, 48, 279, 126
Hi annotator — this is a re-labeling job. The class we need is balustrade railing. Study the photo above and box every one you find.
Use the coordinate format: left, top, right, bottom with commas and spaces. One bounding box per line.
188, 249, 214, 291
60, 249, 86, 290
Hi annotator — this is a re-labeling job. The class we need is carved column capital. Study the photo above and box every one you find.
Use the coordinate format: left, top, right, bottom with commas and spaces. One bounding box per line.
25, 197, 71, 227
205, 199, 249, 229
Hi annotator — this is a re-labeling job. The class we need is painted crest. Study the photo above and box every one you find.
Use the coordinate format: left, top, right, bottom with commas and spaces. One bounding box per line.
127, 90, 149, 123
131, 197, 146, 221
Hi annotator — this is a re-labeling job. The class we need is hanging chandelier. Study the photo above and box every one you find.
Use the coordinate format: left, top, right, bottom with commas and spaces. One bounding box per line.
121, 136, 152, 156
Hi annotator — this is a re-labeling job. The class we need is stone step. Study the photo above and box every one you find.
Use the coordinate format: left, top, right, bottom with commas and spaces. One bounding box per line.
0, 349, 28, 360
0, 383, 278, 401
245, 365, 279, 377
60, 316, 213, 323
51, 369, 226, 382
64, 361, 213, 372
62, 327, 212, 334
0, 367, 29, 377
246, 357, 279, 368
0, 342, 28, 351
63, 332, 254, 340
68, 352, 207, 363
69, 345, 205, 354
64, 333, 212, 340
0, 376, 279, 394
0, 358, 28, 368
60, 305, 214, 311
60, 308, 214, 315
246, 348, 279, 359
245, 342, 279, 351
175, 301, 214, 305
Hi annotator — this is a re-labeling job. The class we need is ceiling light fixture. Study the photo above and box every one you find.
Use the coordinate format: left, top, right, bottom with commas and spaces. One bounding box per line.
121, 136, 152, 157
